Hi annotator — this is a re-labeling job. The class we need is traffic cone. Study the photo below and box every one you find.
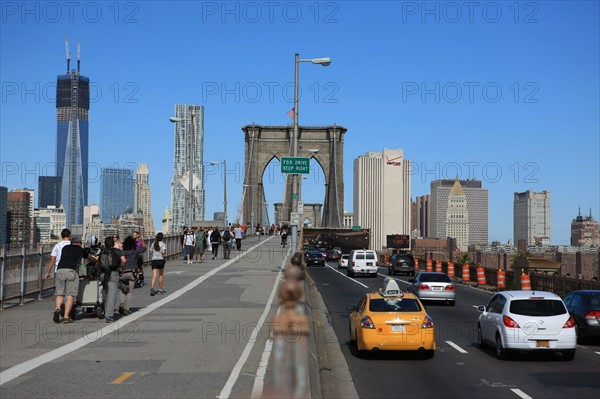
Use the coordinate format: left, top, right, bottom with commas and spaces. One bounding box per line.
414, 258, 419, 272
476, 263, 486, 285
435, 259, 442, 273
462, 263, 470, 281
447, 261, 455, 278
497, 269, 506, 289
426, 258, 433, 272
520, 272, 532, 290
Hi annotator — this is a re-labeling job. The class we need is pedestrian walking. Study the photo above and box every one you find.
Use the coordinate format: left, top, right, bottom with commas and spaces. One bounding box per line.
149, 232, 167, 296
210, 227, 222, 260
195, 227, 206, 263
281, 225, 289, 247
222, 226, 232, 259
183, 227, 195, 264
233, 224, 243, 250
206, 227, 214, 255
45, 228, 71, 279
100, 236, 126, 323
119, 236, 146, 315
48, 236, 97, 324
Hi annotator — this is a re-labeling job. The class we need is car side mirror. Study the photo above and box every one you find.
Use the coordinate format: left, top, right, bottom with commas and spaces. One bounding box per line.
408, 278, 414, 283
346, 305, 356, 311
476, 305, 486, 312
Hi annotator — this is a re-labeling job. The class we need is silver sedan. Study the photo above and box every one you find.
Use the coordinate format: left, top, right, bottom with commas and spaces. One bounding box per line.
407, 272, 456, 306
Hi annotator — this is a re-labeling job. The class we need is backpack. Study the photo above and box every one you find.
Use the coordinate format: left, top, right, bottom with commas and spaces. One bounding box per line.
100, 248, 121, 272
223, 230, 231, 241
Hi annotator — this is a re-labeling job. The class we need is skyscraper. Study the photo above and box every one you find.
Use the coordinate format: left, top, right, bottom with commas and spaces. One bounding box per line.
514, 190, 551, 246
353, 149, 411, 250
38, 176, 62, 208
100, 168, 134, 225
0, 186, 7, 247
571, 208, 600, 247
135, 163, 155, 236
415, 194, 430, 238
170, 104, 205, 231
7, 191, 31, 248
430, 179, 488, 245
446, 179, 469, 251
56, 40, 90, 228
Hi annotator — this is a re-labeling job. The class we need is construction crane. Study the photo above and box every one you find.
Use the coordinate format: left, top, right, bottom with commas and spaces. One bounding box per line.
64, 34, 71, 73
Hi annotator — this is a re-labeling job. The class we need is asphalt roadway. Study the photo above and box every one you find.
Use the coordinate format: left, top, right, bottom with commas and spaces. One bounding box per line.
0, 236, 358, 398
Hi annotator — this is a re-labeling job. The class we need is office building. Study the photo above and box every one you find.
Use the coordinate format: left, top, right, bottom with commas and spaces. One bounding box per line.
56, 44, 90, 228
0, 186, 7, 247
430, 179, 488, 245
100, 168, 134, 225
353, 149, 411, 250
36, 205, 67, 241
162, 207, 173, 234
571, 208, 600, 247
415, 194, 430, 238
343, 211, 353, 228
514, 190, 551, 246
7, 191, 31, 248
38, 176, 62, 208
135, 163, 155, 236
170, 104, 205, 231
446, 179, 469, 251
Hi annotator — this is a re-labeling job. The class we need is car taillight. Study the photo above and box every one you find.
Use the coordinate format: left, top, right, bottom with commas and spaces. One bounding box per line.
361, 316, 375, 329
352, 261, 355, 266
418, 284, 430, 290
563, 316, 576, 328
422, 315, 434, 329
376, 261, 379, 266
584, 310, 600, 320
503, 315, 520, 328
444, 285, 455, 291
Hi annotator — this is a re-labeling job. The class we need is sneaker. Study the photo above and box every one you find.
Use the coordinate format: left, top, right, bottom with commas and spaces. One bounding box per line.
122, 309, 132, 315
106, 317, 115, 323
118, 305, 124, 315
63, 317, 74, 324
150, 288, 155, 296
158, 289, 165, 295
53, 308, 60, 323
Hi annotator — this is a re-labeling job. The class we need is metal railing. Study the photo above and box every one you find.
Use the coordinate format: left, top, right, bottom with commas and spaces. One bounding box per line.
0, 234, 183, 309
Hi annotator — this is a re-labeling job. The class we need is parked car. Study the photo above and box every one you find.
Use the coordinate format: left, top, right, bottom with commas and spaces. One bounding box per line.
476, 290, 577, 360
305, 251, 325, 267
337, 254, 349, 269
325, 249, 342, 261
388, 253, 416, 276
347, 278, 435, 358
562, 290, 600, 340
407, 272, 455, 306
347, 250, 378, 278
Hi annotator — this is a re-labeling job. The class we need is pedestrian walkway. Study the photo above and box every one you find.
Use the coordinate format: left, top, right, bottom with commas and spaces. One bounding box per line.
0, 236, 291, 398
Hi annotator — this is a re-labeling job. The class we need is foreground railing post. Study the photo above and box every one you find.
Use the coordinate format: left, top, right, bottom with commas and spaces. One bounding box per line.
0, 248, 5, 309
269, 252, 308, 398
37, 245, 44, 300
19, 246, 26, 305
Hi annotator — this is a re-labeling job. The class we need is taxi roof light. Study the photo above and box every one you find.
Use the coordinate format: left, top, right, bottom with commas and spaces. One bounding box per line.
380, 277, 404, 298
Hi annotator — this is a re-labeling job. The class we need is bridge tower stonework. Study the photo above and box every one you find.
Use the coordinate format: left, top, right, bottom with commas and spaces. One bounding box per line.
242, 125, 346, 230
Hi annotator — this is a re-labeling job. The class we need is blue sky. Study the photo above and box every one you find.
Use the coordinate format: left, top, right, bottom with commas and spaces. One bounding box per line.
1, 1, 598, 245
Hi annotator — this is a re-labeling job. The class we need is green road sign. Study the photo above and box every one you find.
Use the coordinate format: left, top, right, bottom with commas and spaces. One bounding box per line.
281, 157, 310, 174
352, 225, 361, 231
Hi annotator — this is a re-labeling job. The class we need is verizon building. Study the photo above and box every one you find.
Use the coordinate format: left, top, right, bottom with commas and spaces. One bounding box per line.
353, 149, 411, 250
430, 179, 488, 246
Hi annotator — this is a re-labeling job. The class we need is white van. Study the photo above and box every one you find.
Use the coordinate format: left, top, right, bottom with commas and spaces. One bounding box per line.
347, 250, 378, 278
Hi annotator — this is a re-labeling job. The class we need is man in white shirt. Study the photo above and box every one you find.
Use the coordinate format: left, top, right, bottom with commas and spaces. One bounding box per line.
233, 224, 243, 250
45, 228, 71, 278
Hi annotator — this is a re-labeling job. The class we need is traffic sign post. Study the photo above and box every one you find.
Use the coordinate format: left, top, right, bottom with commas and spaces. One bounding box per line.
281, 157, 310, 174
297, 200, 304, 214
290, 212, 300, 226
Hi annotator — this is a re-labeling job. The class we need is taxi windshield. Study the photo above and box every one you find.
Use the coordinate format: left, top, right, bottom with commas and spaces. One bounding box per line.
369, 298, 421, 312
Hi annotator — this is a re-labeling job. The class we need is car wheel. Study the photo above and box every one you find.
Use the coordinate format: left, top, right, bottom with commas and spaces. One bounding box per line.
478, 325, 486, 348
421, 350, 435, 359
561, 349, 576, 361
495, 334, 508, 360
448, 300, 455, 307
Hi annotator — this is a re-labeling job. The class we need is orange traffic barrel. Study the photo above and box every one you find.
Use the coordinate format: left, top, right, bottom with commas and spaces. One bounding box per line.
414, 258, 419, 271
476, 263, 486, 285
520, 272, 532, 290
497, 269, 506, 289
426, 258, 433, 272
435, 259, 442, 273
447, 261, 455, 278
462, 263, 470, 281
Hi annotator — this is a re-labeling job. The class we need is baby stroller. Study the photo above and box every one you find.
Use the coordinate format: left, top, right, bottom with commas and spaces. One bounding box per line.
134, 254, 145, 288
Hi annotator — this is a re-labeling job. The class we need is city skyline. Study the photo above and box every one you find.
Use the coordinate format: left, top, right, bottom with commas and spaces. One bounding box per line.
1, 2, 598, 244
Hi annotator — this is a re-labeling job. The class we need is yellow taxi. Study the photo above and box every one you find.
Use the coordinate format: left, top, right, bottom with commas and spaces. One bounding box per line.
348, 278, 436, 358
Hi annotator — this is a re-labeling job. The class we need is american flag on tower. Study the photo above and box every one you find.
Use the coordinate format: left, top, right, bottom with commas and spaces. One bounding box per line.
287, 108, 295, 119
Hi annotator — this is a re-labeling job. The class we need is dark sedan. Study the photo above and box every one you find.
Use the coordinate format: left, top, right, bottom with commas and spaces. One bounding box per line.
325, 250, 342, 261
388, 253, 416, 276
562, 290, 600, 340
305, 251, 326, 267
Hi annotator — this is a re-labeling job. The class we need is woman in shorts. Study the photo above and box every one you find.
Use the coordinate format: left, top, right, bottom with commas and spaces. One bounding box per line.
149, 232, 167, 296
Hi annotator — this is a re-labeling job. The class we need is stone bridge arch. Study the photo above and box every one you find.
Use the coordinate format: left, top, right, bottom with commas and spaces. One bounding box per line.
241, 124, 346, 231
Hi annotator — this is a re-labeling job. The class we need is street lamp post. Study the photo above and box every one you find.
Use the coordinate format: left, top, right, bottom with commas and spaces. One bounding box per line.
290, 54, 331, 251
170, 112, 196, 228
211, 160, 227, 227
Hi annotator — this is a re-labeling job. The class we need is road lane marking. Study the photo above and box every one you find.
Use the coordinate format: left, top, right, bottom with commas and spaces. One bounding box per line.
446, 341, 468, 353
511, 388, 534, 399
0, 238, 274, 386
251, 336, 274, 398
325, 265, 369, 288
111, 372, 135, 385
595, 351, 600, 355
218, 247, 287, 399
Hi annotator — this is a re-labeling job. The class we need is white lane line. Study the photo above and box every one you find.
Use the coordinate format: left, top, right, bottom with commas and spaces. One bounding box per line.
511, 388, 534, 399
595, 351, 600, 355
445, 340, 468, 354
250, 337, 273, 399
325, 265, 369, 288
218, 252, 286, 399
0, 238, 274, 386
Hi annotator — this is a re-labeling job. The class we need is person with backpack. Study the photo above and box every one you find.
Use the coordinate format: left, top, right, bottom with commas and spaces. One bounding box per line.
222, 226, 232, 259
101, 236, 126, 323
118, 236, 146, 315
210, 227, 222, 260
184, 227, 196, 264
195, 227, 206, 263
149, 232, 167, 296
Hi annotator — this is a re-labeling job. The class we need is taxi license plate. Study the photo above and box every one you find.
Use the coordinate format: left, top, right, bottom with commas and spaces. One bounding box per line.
392, 325, 405, 333
536, 340, 549, 348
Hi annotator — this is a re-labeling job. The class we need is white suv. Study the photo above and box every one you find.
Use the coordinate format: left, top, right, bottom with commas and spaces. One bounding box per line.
477, 291, 577, 360
347, 250, 378, 278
